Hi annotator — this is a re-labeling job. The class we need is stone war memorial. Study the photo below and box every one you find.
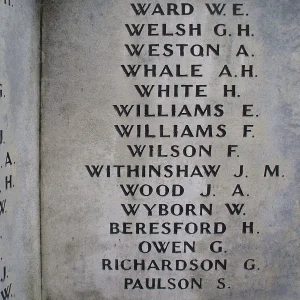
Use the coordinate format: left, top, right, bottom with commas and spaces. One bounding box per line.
0, 0, 299, 299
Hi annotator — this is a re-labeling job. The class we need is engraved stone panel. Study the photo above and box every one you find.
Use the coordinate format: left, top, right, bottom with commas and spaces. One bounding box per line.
42, 1, 300, 299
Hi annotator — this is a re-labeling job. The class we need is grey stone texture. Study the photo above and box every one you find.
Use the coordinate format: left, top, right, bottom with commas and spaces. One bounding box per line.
0, 0, 41, 299
41, 0, 300, 299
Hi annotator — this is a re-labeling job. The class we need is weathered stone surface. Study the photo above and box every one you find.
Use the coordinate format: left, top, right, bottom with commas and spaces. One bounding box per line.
0, 0, 41, 299
41, 1, 300, 299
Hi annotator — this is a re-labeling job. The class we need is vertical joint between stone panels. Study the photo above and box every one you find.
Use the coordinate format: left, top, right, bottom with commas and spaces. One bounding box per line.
38, 0, 43, 299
